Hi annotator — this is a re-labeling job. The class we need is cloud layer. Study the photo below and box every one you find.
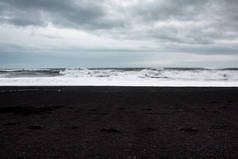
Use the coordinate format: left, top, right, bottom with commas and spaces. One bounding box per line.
0, 0, 238, 68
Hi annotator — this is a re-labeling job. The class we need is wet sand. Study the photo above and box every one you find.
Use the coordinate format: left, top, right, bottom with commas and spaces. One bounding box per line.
0, 86, 238, 159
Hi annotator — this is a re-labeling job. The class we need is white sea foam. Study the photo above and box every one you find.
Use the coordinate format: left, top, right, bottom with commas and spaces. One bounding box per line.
0, 68, 238, 86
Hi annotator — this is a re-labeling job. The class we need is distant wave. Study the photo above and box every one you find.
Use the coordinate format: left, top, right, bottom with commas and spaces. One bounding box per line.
0, 68, 62, 78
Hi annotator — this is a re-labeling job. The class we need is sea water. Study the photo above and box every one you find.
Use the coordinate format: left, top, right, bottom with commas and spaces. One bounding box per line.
0, 68, 238, 86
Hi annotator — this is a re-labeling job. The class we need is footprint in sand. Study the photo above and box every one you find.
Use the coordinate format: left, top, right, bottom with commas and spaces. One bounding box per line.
100, 128, 121, 134
27, 125, 44, 130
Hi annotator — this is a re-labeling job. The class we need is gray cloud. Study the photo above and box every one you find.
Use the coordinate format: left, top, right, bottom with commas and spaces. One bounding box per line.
131, 0, 209, 21
0, 42, 34, 52
0, 0, 238, 67
0, 0, 118, 29
120, 0, 237, 42
1, 0, 237, 34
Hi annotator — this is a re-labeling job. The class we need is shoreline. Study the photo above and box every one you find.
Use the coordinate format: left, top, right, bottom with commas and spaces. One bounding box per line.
1, 80, 238, 87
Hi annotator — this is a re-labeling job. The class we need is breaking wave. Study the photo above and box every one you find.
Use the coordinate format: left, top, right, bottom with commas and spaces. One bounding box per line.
59, 68, 238, 81
0, 68, 238, 86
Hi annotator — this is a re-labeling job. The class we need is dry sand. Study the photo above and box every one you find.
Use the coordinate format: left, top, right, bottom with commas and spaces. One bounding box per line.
0, 86, 238, 159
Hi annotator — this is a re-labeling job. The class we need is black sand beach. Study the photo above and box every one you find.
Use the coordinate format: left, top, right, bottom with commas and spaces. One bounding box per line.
0, 86, 238, 159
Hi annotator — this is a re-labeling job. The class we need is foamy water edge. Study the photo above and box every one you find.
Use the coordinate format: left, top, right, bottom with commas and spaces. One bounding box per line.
1, 68, 238, 86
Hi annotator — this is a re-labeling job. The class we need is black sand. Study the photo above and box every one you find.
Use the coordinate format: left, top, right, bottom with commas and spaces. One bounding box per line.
0, 86, 238, 159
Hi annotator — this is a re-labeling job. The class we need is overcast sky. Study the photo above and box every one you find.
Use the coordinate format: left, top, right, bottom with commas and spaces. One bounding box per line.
0, 0, 238, 68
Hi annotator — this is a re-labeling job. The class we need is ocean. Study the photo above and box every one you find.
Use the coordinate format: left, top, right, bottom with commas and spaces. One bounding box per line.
0, 68, 238, 86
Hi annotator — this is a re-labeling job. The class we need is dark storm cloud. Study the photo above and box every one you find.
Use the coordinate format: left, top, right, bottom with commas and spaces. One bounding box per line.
0, 0, 238, 57
0, 0, 119, 29
0, 0, 237, 32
